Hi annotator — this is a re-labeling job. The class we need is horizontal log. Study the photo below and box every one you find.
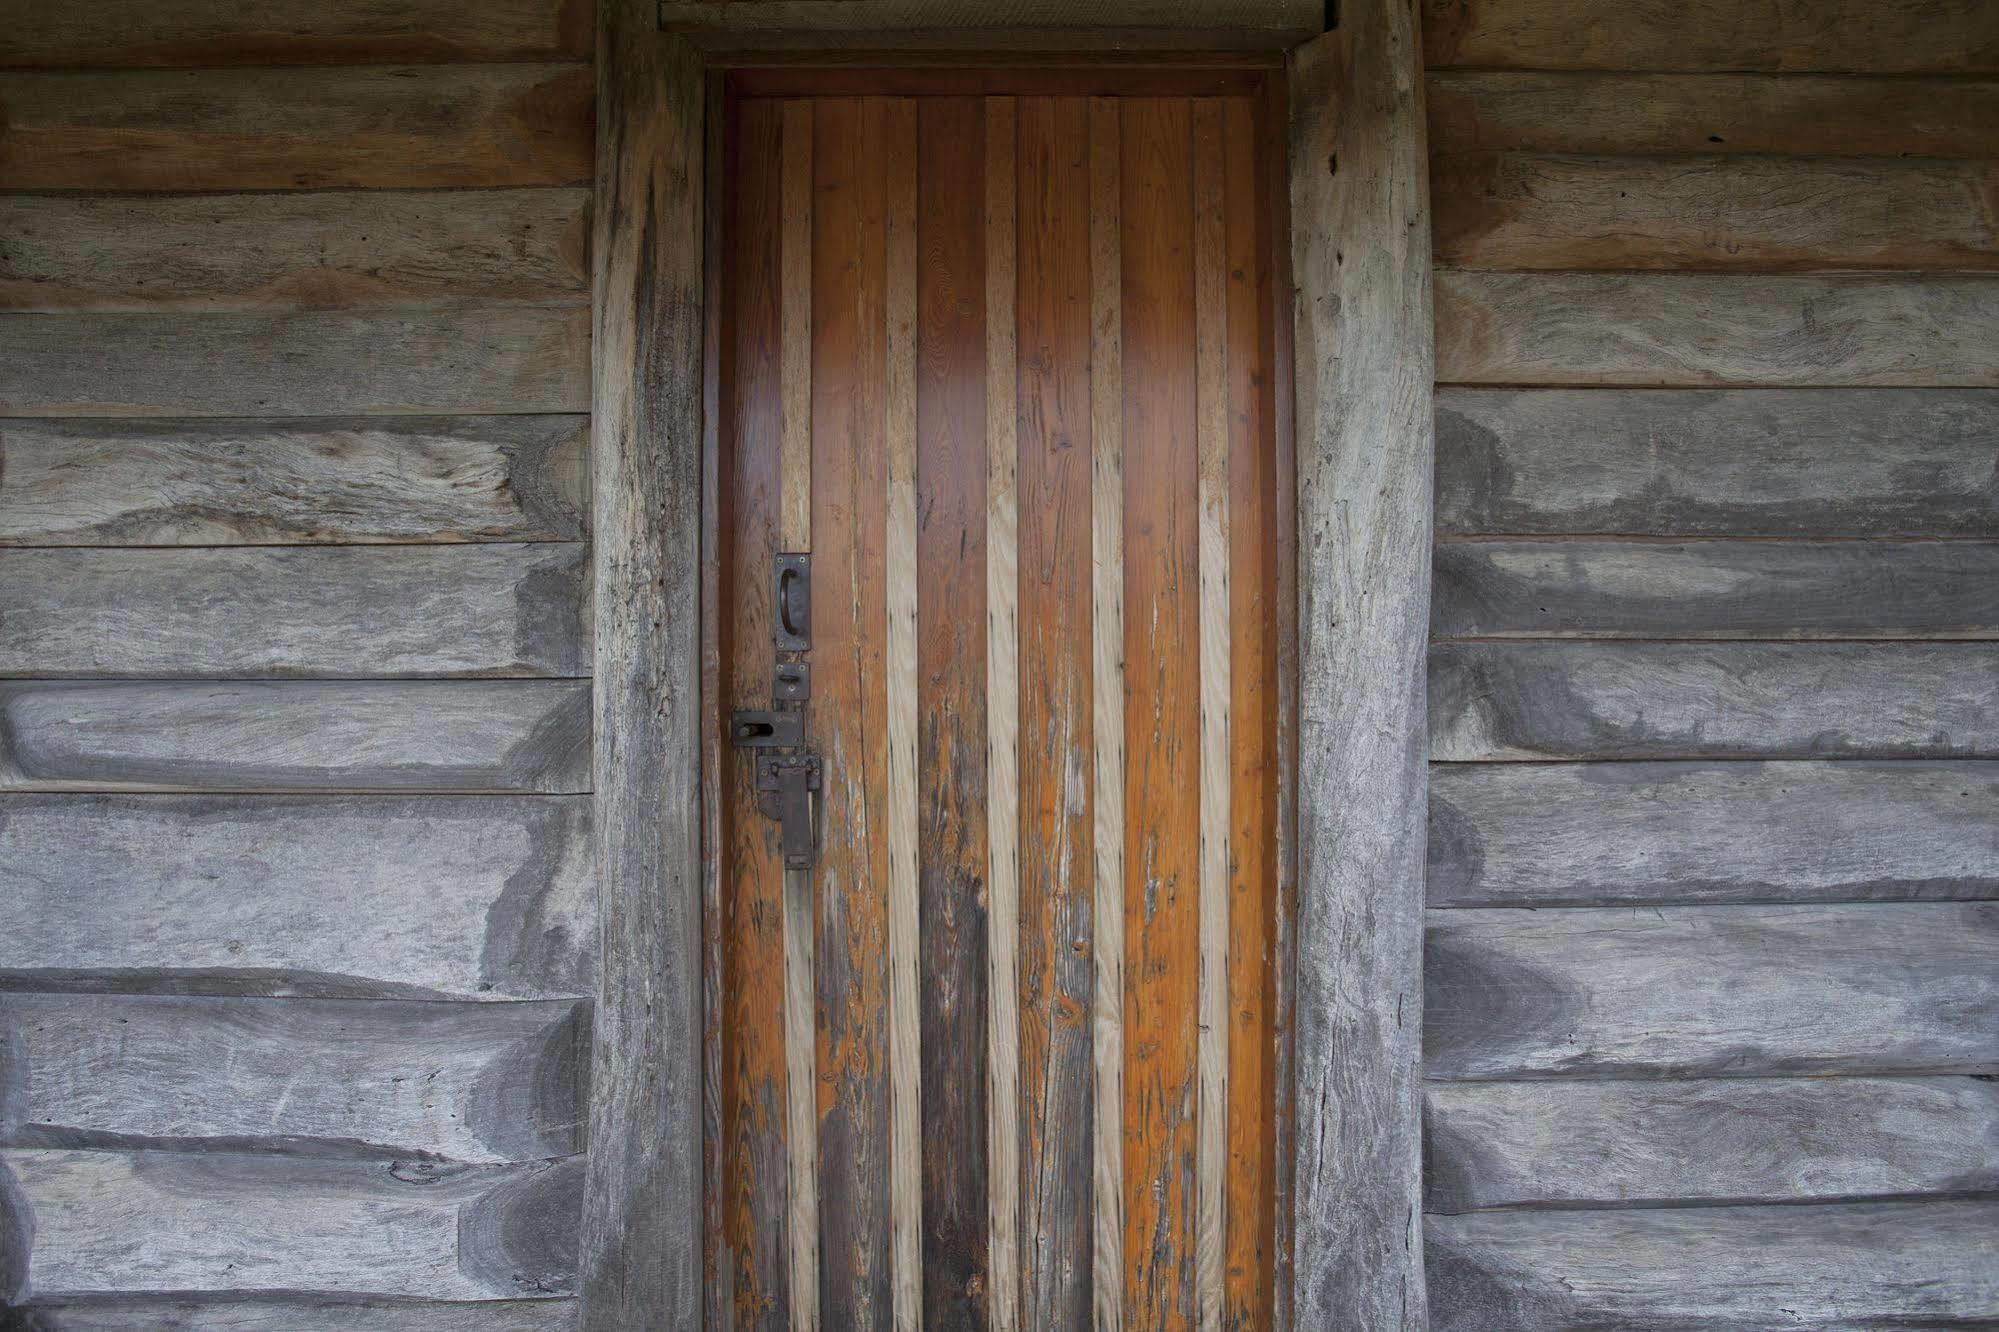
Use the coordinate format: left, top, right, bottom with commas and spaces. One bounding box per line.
0, 544, 590, 678
1432, 540, 1999, 639
0, 191, 589, 314
0, 415, 588, 547
0, 794, 593, 999
1431, 642, 1999, 761
1425, 903, 1999, 1078
1427, 1201, 1999, 1331
1428, 72, 1999, 157
7, 1149, 582, 1299
1420, 0, 1999, 73
1434, 387, 1999, 538
1436, 272, 1999, 387
1427, 1076, 1999, 1211
0, 681, 591, 793
659, 0, 1317, 33
1, 993, 587, 1163
1429, 760, 1999, 908
0, 65, 592, 191
11, 1298, 577, 1331
1434, 154, 1999, 272
0, 308, 590, 418
0, 0, 589, 67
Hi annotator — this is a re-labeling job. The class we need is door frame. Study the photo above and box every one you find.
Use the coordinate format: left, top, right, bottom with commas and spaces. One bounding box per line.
583, 1, 1435, 1326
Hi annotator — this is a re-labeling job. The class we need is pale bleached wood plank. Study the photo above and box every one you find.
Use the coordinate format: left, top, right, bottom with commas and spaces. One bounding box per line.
0, 993, 588, 1164
0, 544, 589, 679
0, 793, 594, 1000
10, 1297, 577, 1331
0, 416, 588, 547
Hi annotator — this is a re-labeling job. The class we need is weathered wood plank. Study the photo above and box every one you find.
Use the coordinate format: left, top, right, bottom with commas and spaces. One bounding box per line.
1429, 760, 1999, 908
1420, 0, 1999, 73
1434, 387, 1999, 538
1425, 903, 1999, 1078
1434, 154, 1999, 272
1426, 1076, 1999, 1212
0, 191, 589, 314
1433, 540, 1999, 639
0, 993, 587, 1164
1288, 8, 1433, 1324
0, 309, 590, 418
1435, 272, 1999, 387
0, 544, 589, 678
1427, 1201, 1999, 1331
0, 680, 591, 792
7, 1149, 583, 1300
1430, 642, 1999, 761
8, 1297, 578, 1331
1428, 72, 1999, 158
0, 793, 594, 1000
0, 0, 590, 67
0, 416, 588, 547
0, 65, 592, 191
660, 0, 1317, 35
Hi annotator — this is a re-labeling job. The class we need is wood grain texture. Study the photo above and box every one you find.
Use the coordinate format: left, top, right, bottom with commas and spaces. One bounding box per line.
1425, 1076, 1999, 1212
1420, 0, 1999, 73
0, 680, 590, 793
0, 191, 589, 314
1429, 760, 1999, 908
1434, 387, 1999, 538
1427, 72, 1999, 158
0, 0, 591, 66
0, 416, 588, 547
0, 793, 594, 1000
0, 65, 592, 191
0, 309, 590, 418
1433, 154, 1999, 273
0, 544, 589, 679
1435, 272, 1999, 387
1432, 540, 1999, 640
8, 1149, 582, 1300
0, 993, 587, 1164
1287, 12, 1433, 1326
6, 1297, 578, 1331
1425, 903, 1999, 1078
1430, 642, 1999, 761
661, 0, 1317, 35
577, 10, 704, 1326
1427, 1201, 1999, 1331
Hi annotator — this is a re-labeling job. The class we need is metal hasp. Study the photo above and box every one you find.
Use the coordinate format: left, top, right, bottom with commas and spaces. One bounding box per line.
730, 551, 820, 868
756, 752, 823, 869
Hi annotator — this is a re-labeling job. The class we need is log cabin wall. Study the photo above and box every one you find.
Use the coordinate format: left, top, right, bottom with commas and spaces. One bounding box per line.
0, 1, 598, 1322
1421, 1, 1999, 1327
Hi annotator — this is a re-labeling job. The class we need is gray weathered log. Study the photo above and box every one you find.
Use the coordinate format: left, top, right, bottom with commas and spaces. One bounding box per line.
1433, 540, 1999, 639
5, 1149, 583, 1300
1434, 387, 1999, 538
1436, 272, 1999, 387
0, 993, 587, 1163
1426, 1076, 1999, 1212
1287, 7, 1433, 1325
0, 309, 590, 418
8, 1297, 578, 1331
0, 191, 589, 314
0, 544, 590, 679
0, 416, 588, 547
1426, 903, 1999, 1078
1431, 642, 1999, 761
1427, 1200, 1999, 1331
1429, 760, 1999, 908
0, 794, 593, 1000
0, 681, 591, 792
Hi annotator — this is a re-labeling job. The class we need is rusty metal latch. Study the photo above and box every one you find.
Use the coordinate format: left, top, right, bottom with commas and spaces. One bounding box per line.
730, 552, 819, 869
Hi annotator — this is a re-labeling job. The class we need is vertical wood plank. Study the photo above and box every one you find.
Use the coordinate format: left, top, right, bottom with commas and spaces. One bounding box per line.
1015, 93, 1098, 1332
1122, 94, 1203, 1332
1088, 94, 1129, 1332
1191, 96, 1232, 1332
915, 95, 993, 1331
984, 93, 1025, 1332
782, 100, 816, 555
883, 95, 923, 1332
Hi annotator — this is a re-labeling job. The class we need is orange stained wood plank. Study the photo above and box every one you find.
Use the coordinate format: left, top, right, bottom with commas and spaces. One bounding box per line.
1120, 94, 1203, 1332
811, 94, 894, 1331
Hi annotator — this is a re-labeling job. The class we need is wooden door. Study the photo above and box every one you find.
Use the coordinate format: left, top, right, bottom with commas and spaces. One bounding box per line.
706, 68, 1290, 1331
